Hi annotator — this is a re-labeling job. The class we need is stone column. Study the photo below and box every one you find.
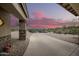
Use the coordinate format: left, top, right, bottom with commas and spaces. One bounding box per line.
19, 19, 26, 40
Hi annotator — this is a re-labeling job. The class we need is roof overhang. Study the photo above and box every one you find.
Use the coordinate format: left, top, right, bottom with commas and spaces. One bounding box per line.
0, 3, 29, 20
58, 3, 79, 16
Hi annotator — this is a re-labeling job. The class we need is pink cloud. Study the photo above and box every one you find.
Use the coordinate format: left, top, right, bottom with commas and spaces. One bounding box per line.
30, 24, 62, 29
32, 11, 45, 19
32, 11, 53, 19
56, 20, 66, 23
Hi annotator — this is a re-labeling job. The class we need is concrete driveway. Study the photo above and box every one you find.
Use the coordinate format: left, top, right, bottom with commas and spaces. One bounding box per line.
23, 33, 79, 56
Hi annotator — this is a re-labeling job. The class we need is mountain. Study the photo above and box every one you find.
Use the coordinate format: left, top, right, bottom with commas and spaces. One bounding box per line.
27, 18, 66, 29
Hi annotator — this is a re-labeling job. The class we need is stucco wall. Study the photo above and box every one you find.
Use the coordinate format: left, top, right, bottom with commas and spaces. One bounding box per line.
0, 7, 11, 37
0, 7, 11, 53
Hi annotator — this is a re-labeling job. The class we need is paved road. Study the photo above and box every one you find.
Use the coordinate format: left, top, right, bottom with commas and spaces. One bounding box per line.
46, 32, 79, 44
23, 33, 79, 56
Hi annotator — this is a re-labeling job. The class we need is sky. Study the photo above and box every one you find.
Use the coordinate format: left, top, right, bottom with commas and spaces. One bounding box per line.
27, 3, 76, 21
10, 3, 77, 28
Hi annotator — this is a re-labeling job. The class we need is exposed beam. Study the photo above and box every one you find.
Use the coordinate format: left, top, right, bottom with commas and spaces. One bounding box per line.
58, 3, 79, 16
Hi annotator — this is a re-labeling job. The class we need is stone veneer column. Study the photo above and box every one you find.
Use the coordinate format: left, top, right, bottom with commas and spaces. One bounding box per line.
19, 19, 26, 40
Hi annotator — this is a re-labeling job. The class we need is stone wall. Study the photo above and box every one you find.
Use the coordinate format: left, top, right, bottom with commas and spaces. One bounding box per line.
0, 35, 11, 52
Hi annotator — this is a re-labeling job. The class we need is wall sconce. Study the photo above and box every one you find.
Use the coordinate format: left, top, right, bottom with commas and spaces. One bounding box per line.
0, 17, 4, 26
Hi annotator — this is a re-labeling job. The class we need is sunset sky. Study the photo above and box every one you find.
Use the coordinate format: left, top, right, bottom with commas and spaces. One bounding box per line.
11, 3, 77, 28
27, 3, 76, 21
26, 3, 77, 29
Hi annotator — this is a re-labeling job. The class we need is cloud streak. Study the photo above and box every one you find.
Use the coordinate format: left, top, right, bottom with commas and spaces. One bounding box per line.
32, 11, 53, 19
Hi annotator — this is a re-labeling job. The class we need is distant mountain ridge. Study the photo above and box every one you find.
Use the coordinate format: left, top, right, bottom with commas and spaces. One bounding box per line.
27, 18, 66, 29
